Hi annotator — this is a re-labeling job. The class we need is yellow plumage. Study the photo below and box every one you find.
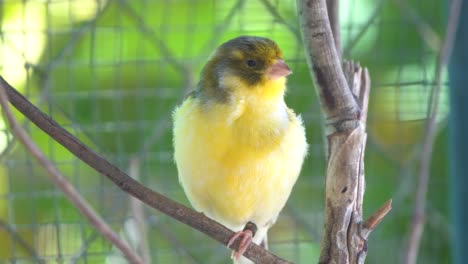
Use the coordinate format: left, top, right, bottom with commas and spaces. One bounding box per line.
173, 36, 307, 263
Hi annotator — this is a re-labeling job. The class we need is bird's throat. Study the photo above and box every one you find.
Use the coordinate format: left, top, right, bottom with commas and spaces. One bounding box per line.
230, 97, 289, 150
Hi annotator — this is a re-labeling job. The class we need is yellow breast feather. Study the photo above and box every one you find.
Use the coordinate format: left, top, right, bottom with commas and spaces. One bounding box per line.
173, 81, 307, 230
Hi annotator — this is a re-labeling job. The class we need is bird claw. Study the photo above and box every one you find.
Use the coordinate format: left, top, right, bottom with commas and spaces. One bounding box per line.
227, 229, 254, 260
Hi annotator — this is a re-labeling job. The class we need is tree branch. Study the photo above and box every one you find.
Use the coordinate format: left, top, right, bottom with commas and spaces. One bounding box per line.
297, 1, 391, 263
0, 76, 290, 264
297, 0, 360, 133
363, 199, 392, 231
0, 85, 143, 264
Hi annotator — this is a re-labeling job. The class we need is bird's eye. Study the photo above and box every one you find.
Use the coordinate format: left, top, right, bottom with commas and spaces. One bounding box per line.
246, 59, 257, 67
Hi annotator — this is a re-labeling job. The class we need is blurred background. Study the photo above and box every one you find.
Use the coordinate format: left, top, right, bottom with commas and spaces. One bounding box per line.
0, 0, 451, 263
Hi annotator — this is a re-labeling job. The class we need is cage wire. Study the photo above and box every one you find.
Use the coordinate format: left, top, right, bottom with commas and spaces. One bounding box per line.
0, 0, 450, 263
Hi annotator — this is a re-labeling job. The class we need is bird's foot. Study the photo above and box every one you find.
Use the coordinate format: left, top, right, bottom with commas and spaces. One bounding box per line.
228, 229, 253, 260
227, 221, 257, 260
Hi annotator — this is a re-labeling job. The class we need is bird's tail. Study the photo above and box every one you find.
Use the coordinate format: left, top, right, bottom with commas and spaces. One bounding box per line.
233, 228, 268, 264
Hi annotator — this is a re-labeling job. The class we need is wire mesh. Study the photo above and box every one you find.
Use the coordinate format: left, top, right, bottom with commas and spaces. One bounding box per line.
0, 0, 450, 263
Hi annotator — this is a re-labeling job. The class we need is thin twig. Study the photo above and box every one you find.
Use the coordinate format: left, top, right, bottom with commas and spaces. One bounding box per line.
404, 0, 462, 263
128, 157, 151, 264
363, 199, 392, 231
0, 77, 290, 264
0, 86, 143, 264
0, 219, 45, 263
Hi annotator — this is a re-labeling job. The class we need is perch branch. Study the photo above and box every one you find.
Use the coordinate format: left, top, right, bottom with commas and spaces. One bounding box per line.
404, 0, 462, 263
298, 1, 391, 263
0, 87, 143, 264
0, 76, 289, 264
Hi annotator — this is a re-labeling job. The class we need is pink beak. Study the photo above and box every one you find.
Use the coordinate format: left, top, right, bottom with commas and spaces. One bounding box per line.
267, 59, 292, 80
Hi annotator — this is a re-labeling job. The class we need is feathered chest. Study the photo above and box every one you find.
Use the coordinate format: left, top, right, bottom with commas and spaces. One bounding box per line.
173, 96, 307, 227
203, 97, 290, 154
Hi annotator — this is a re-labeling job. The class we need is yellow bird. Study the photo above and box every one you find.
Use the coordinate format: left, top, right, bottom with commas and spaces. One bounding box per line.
173, 36, 307, 263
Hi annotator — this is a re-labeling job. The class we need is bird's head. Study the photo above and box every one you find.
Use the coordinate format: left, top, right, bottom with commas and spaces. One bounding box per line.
197, 36, 291, 103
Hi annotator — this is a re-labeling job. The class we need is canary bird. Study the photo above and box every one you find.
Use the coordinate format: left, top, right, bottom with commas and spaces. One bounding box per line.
173, 36, 307, 263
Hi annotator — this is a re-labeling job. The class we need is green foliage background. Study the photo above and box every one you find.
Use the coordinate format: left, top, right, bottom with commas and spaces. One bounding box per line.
0, 0, 450, 263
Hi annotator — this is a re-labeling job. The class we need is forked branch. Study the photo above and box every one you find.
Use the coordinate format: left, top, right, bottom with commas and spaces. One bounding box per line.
297, 0, 391, 263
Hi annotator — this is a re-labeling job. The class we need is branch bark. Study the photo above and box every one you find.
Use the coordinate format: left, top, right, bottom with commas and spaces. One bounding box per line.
297, 0, 359, 132
326, 0, 341, 56
0, 76, 289, 264
297, 0, 391, 263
